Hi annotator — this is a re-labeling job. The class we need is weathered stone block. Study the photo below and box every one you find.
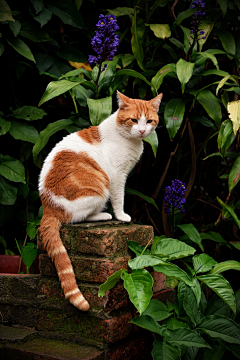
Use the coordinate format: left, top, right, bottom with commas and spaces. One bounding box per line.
38, 222, 154, 257
37, 310, 132, 344
152, 288, 176, 304
152, 272, 166, 293
39, 254, 130, 283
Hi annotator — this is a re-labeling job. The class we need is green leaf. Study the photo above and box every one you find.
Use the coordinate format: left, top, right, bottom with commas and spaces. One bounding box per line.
166, 328, 211, 348
193, 254, 218, 274
176, 8, 196, 24
128, 255, 166, 269
180, 25, 191, 54
39, 79, 85, 106
210, 260, 240, 274
115, 69, 152, 87
229, 155, 240, 193
164, 98, 186, 140
205, 294, 231, 317
121, 269, 153, 314
152, 64, 176, 92
164, 318, 189, 330
151, 238, 196, 260
217, 0, 228, 16
154, 263, 193, 286
148, 24, 171, 39
127, 240, 149, 256
125, 186, 159, 210
32, 119, 74, 163
228, 100, 240, 135
60, 68, 92, 80
152, 340, 181, 360
143, 130, 158, 158
203, 344, 225, 360
19, 21, 51, 42
12, 106, 47, 121
98, 269, 127, 297
87, 97, 112, 126
177, 224, 203, 251
0, 160, 25, 183
200, 69, 229, 77
169, 38, 185, 51
166, 276, 179, 288
198, 315, 240, 344
106, 7, 134, 18
197, 274, 236, 315
196, 51, 219, 70
0, 175, 18, 205
0, 0, 14, 21
46, 0, 85, 29
176, 58, 195, 93
56, 43, 86, 62
9, 20, 21, 37
26, 220, 41, 240
182, 347, 198, 360
200, 231, 227, 243
216, 29, 236, 59
216, 75, 233, 95
33, 7, 52, 27
217, 196, 240, 229
7, 38, 35, 63
9, 120, 38, 144
131, 7, 145, 70
143, 299, 171, 321
198, 21, 215, 51
225, 344, 240, 360
21, 242, 38, 271
183, 285, 203, 325
74, 85, 94, 107
0, 117, 11, 135
197, 90, 222, 127
31, 0, 44, 14
130, 315, 166, 336
192, 278, 202, 305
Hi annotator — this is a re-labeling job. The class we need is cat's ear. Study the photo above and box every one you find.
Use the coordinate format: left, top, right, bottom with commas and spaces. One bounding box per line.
149, 93, 163, 112
117, 91, 132, 109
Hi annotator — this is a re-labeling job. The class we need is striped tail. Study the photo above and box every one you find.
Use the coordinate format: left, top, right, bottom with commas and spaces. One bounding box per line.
39, 214, 90, 311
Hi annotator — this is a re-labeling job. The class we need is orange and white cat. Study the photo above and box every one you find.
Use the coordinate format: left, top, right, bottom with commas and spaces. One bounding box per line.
38, 91, 162, 311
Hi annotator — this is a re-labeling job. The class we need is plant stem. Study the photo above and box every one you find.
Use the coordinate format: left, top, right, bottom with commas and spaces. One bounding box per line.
141, 237, 154, 255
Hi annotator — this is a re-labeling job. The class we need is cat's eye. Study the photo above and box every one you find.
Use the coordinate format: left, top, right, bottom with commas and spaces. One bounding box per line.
131, 119, 138, 123
147, 120, 153, 124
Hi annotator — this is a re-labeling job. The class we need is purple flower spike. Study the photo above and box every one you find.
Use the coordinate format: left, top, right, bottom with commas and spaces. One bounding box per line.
190, 0, 206, 39
88, 14, 119, 67
200, 30, 204, 35
163, 179, 187, 214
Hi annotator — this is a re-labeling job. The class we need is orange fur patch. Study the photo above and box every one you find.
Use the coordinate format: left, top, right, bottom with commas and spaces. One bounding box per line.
77, 126, 100, 144
44, 150, 110, 200
116, 98, 160, 127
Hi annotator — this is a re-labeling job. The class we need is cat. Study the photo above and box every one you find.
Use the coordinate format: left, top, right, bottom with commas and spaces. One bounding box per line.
38, 91, 162, 311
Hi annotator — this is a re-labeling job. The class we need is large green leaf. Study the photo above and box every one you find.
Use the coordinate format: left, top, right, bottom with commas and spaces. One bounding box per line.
166, 328, 211, 348
216, 29, 236, 58
33, 7, 52, 27
39, 79, 85, 106
205, 294, 231, 317
180, 25, 191, 54
177, 223, 203, 251
198, 21, 215, 51
19, 21, 51, 42
164, 98, 186, 139
203, 344, 225, 360
217, 196, 240, 229
12, 106, 47, 121
127, 240, 149, 257
200, 231, 227, 244
229, 155, 240, 192
143, 130, 158, 158
0, 160, 25, 183
143, 299, 171, 322
9, 120, 39, 143
154, 263, 193, 286
195, 52, 219, 70
98, 269, 127, 297
128, 255, 166, 270
74, 85, 94, 107
164, 318, 189, 330
46, 0, 85, 29
152, 340, 181, 360
176, 58, 194, 93
32, 119, 74, 163
183, 285, 203, 325
224, 345, 240, 360
210, 260, 240, 274
0, 117, 11, 135
196, 90, 222, 127
151, 238, 196, 260
56, 43, 86, 62
228, 100, 240, 135
115, 69, 152, 87
9, 20, 21, 37
87, 97, 112, 126
176, 8, 195, 24
125, 186, 159, 210
106, 7, 134, 18
148, 24, 171, 39
182, 347, 198, 360
192, 278, 201, 305
151, 64, 176, 92
121, 269, 153, 314
193, 254, 217, 274
7, 38, 35, 63
198, 315, 240, 344
131, 7, 145, 70
217, 0, 228, 16
0, 0, 14, 21
21, 242, 38, 271
197, 274, 236, 315
130, 315, 166, 336
0, 175, 18, 205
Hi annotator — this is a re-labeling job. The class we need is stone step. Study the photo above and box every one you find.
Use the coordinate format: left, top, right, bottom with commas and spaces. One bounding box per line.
1, 337, 104, 360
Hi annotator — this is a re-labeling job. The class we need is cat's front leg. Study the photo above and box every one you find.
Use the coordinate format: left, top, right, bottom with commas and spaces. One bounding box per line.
110, 176, 131, 222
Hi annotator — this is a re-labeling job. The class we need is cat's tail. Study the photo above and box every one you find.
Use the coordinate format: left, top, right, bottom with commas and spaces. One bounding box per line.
39, 214, 90, 311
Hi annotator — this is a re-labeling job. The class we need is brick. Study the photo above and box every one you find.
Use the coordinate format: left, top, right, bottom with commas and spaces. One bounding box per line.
39, 254, 130, 283
37, 310, 132, 344
38, 277, 129, 311
38, 222, 154, 257
0, 274, 41, 302
152, 272, 166, 293
152, 288, 176, 305
0, 324, 37, 343
1, 338, 104, 360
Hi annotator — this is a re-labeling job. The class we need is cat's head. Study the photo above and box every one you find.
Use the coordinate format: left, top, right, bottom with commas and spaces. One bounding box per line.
116, 91, 162, 140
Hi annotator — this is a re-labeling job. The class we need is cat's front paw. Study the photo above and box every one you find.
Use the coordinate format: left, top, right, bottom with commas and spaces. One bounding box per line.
116, 213, 131, 222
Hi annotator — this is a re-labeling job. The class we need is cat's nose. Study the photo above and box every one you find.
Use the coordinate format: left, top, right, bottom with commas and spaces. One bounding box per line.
139, 129, 145, 134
